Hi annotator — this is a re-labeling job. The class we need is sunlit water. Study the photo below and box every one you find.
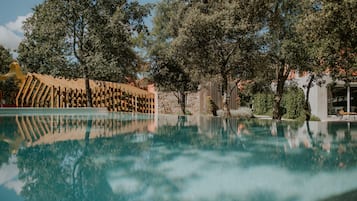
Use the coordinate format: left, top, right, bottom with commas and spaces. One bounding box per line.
0, 112, 357, 201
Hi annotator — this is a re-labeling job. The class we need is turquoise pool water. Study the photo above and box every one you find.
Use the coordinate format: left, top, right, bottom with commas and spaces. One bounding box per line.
0, 112, 357, 201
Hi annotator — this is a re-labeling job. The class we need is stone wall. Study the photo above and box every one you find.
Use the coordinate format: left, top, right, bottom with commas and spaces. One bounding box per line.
156, 82, 240, 116
157, 91, 200, 115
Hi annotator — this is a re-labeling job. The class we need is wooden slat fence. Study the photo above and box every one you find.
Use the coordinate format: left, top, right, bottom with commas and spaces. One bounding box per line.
16, 73, 155, 113
199, 81, 239, 114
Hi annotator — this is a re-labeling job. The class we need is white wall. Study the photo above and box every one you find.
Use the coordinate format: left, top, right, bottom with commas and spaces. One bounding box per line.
293, 74, 333, 121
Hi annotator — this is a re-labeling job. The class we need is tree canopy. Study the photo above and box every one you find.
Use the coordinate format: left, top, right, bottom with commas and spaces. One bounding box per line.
17, 0, 151, 106
18, 0, 151, 82
256, 0, 311, 120
0, 45, 13, 74
146, 0, 199, 114
157, 0, 355, 119
154, 0, 267, 115
298, 0, 357, 82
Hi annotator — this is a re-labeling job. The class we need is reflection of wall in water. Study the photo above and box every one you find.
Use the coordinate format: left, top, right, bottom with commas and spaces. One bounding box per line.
300, 121, 357, 141
155, 115, 239, 137
156, 115, 199, 127
290, 121, 357, 152
16, 115, 155, 146
157, 81, 240, 116
198, 116, 241, 136
158, 92, 200, 115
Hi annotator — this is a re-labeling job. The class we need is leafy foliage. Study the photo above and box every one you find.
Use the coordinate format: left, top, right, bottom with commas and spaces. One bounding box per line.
295, 0, 357, 120
170, 0, 266, 114
147, 0, 199, 114
18, 0, 151, 82
0, 45, 13, 74
253, 93, 274, 116
253, 86, 305, 120
151, 55, 197, 92
17, 0, 151, 106
281, 86, 305, 119
151, 55, 198, 114
0, 77, 19, 104
258, 0, 311, 120
298, 0, 357, 82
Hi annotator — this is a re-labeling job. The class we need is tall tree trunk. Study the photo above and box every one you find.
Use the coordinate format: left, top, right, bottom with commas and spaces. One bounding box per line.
273, 80, 284, 120
273, 65, 288, 120
304, 74, 314, 121
222, 75, 231, 117
83, 65, 92, 107
179, 91, 186, 115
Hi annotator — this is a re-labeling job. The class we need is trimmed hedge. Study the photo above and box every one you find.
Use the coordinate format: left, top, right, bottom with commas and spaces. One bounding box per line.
282, 87, 305, 119
253, 86, 305, 119
252, 93, 274, 115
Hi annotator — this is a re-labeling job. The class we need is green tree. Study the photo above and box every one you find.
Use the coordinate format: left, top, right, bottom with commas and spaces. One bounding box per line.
261, 0, 310, 120
0, 45, 13, 74
0, 46, 17, 105
18, 0, 151, 107
172, 0, 265, 116
146, 0, 183, 53
302, 0, 356, 81
151, 55, 198, 114
146, 0, 198, 115
296, 0, 356, 120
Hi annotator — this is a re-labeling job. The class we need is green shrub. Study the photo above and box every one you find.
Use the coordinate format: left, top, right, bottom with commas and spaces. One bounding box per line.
310, 115, 321, 121
252, 93, 274, 115
282, 86, 305, 119
253, 86, 306, 120
185, 110, 192, 115
0, 77, 19, 104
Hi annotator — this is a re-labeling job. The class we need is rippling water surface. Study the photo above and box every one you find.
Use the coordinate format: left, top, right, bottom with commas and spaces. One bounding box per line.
0, 112, 357, 201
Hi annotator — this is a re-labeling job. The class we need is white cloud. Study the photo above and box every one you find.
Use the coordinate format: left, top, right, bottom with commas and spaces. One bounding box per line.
0, 13, 32, 50
0, 156, 24, 195
0, 26, 22, 50
6, 13, 32, 33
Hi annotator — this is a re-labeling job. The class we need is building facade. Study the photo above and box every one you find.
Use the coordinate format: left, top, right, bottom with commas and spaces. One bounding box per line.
294, 74, 357, 121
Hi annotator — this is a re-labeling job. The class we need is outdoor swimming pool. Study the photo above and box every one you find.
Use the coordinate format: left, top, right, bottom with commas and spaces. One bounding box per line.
0, 109, 357, 201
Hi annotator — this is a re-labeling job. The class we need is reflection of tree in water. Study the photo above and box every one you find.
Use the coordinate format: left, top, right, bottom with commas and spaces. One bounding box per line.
15, 115, 177, 201
237, 120, 357, 172
0, 141, 11, 166
17, 137, 129, 200
0, 116, 23, 166
155, 117, 357, 172
13, 116, 206, 201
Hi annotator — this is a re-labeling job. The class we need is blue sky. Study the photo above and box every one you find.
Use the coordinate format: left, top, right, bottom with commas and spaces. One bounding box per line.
0, 0, 43, 24
0, 0, 43, 50
0, 0, 157, 52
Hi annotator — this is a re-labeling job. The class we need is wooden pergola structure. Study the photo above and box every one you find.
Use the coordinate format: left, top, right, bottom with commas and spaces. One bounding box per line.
16, 73, 155, 113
